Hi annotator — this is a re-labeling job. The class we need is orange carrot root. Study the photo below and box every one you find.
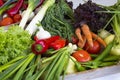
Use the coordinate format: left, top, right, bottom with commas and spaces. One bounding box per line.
81, 24, 93, 47
78, 35, 86, 48
75, 27, 84, 42
91, 32, 106, 47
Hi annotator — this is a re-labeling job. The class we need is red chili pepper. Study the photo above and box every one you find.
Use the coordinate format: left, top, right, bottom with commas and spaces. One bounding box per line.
7, 0, 24, 17
45, 35, 60, 45
50, 39, 66, 50
31, 40, 48, 55
0, 0, 4, 7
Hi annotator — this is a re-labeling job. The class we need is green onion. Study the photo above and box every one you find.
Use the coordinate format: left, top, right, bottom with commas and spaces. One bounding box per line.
13, 54, 35, 80
0, 56, 27, 80
0, 56, 25, 72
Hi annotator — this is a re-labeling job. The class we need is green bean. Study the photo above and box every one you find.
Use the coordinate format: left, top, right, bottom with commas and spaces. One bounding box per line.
90, 54, 99, 58
103, 55, 120, 61
70, 56, 86, 71
99, 62, 116, 67
94, 41, 114, 61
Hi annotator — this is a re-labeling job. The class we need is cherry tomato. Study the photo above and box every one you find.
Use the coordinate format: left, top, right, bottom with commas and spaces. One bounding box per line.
84, 40, 101, 54
72, 50, 91, 62
13, 14, 22, 23
0, 17, 14, 26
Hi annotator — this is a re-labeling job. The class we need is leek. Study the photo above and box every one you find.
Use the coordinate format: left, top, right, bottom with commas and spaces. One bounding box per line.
19, 0, 40, 29
25, 0, 55, 35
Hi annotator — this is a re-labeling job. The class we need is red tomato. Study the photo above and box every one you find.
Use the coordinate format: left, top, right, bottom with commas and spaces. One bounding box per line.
72, 50, 91, 62
84, 40, 101, 54
0, 17, 13, 26
13, 14, 22, 23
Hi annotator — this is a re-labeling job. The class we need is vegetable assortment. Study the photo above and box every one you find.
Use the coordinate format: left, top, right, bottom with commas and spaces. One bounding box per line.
0, 0, 120, 80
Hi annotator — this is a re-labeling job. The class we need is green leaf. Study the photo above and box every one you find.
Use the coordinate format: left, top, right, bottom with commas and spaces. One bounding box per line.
0, 56, 27, 80
13, 54, 35, 80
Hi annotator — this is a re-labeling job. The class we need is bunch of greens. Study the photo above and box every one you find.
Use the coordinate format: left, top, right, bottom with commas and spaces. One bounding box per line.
41, 0, 74, 42
0, 45, 74, 80
0, 53, 35, 80
0, 25, 33, 65
99, 0, 120, 55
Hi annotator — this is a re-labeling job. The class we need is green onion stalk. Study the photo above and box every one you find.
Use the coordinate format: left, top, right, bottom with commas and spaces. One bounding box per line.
110, 14, 120, 55
97, 0, 120, 55
104, 0, 120, 55
24, 43, 79, 80
0, 53, 35, 80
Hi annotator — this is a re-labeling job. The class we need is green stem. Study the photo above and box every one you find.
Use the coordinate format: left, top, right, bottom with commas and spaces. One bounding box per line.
47, 50, 67, 80
103, 55, 120, 62
13, 54, 35, 80
0, 56, 27, 80
44, 47, 68, 80
42, 53, 58, 63
99, 62, 116, 67
94, 41, 114, 61
0, 56, 25, 72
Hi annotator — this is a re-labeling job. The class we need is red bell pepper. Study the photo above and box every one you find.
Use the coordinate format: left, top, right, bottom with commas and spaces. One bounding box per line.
32, 35, 61, 54
45, 35, 60, 45
50, 39, 66, 50
31, 40, 48, 55
34, 35, 60, 45
7, 0, 23, 17
0, 0, 3, 7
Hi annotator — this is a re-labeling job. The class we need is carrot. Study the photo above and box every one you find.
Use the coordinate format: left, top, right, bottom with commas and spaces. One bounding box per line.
81, 24, 93, 47
78, 35, 86, 48
75, 27, 83, 42
91, 32, 106, 47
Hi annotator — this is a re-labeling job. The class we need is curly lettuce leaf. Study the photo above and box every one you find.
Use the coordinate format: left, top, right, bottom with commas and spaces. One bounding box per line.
0, 25, 33, 65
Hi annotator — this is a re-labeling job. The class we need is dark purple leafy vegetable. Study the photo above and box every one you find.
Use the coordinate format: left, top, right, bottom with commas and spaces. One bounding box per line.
74, 0, 112, 33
